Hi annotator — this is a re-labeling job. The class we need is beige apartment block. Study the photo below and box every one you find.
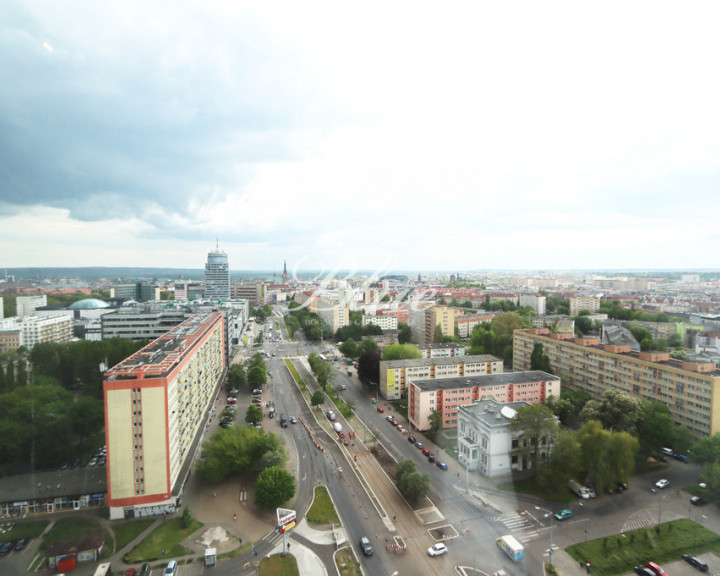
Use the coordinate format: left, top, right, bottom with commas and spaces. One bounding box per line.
569, 296, 601, 316
379, 354, 503, 400
513, 328, 720, 439
104, 312, 226, 519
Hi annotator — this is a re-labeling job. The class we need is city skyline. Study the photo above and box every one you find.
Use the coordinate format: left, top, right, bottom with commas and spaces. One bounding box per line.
2, 2, 719, 271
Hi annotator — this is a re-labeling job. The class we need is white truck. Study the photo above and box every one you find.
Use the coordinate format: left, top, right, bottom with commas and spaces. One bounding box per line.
204, 547, 216, 566
332, 422, 342, 433
569, 479, 590, 499
496, 534, 524, 562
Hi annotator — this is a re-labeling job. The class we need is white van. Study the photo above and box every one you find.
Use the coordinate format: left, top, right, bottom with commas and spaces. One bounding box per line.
332, 423, 342, 433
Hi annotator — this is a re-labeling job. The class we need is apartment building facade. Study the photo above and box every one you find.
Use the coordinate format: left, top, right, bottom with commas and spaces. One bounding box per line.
569, 296, 601, 316
379, 354, 503, 400
416, 343, 466, 358
408, 371, 560, 431
103, 312, 226, 519
101, 309, 191, 341
365, 314, 398, 331
518, 293, 546, 316
513, 329, 720, 439
456, 313, 495, 338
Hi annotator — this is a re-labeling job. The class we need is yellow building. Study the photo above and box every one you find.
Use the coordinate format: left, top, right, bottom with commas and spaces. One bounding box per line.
513, 329, 720, 439
379, 354, 503, 400
104, 312, 226, 519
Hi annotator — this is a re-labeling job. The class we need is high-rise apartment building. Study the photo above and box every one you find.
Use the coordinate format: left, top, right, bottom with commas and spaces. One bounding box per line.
103, 312, 226, 519
204, 243, 230, 300
16, 295, 48, 316
569, 296, 601, 316
513, 328, 720, 439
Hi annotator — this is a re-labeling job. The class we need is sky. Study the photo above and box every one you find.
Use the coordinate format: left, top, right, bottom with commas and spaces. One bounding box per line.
2, 1, 720, 274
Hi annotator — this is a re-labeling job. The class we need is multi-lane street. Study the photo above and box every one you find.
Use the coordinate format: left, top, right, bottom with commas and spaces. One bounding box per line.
242, 310, 720, 576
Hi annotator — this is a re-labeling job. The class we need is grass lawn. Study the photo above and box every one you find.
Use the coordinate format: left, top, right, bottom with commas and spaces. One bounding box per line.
306, 486, 340, 525
497, 476, 575, 503
41, 517, 111, 551
335, 547, 362, 576
123, 517, 203, 563
0, 520, 49, 540
112, 518, 156, 553
566, 519, 720, 575
258, 552, 299, 576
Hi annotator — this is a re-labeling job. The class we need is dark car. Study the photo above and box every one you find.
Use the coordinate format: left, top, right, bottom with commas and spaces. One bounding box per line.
674, 453, 689, 462
138, 563, 151, 576
428, 453, 436, 463
691, 496, 708, 506
634, 567, 656, 576
359, 536, 373, 556
683, 554, 709, 572
0, 541, 14, 556
408, 436, 416, 444
14, 538, 29, 552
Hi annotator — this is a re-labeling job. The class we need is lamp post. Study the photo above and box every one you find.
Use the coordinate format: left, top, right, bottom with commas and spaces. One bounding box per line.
535, 506, 555, 566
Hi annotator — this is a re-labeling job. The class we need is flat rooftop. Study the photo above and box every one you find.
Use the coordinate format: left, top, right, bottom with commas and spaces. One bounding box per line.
411, 370, 558, 392
383, 354, 500, 370
105, 311, 222, 380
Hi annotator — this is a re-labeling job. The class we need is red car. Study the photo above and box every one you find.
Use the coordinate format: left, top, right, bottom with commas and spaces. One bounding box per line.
377, 406, 384, 413
391, 419, 398, 426
337, 431, 345, 438
125, 569, 137, 576
422, 448, 431, 456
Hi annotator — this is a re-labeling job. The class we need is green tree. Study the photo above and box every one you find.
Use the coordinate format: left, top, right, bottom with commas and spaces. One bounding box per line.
573, 316, 593, 335
490, 313, 528, 339
358, 338, 379, 356
509, 404, 558, 477
339, 339, 359, 359
399, 470, 430, 503
228, 364, 247, 389
247, 365, 268, 388
195, 426, 283, 482
692, 434, 720, 465
636, 401, 675, 458
539, 430, 581, 490
259, 450, 287, 471
381, 343, 422, 361
15, 360, 28, 387
529, 343, 553, 373
398, 323, 411, 344
701, 462, 720, 503
580, 389, 641, 434
245, 405, 263, 426
311, 390, 325, 409
255, 466, 296, 507
426, 410, 443, 441
5, 362, 14, 389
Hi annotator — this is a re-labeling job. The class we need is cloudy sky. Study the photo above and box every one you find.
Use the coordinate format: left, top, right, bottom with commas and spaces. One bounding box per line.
2, 1, 719, 273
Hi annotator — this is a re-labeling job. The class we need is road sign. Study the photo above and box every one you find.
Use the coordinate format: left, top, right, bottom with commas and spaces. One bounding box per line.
277, 507, 296, 526
280, 520, 296, 534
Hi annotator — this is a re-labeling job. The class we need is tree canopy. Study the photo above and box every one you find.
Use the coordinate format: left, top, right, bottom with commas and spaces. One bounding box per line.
394, 459, 430, 503
381, 343, 422, 361
195, 426, 284, 483
255, 466, 296, 508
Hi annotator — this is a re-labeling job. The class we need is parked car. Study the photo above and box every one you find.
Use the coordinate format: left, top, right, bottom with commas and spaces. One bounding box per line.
252, 389, 262, 395
428, 453, 436, 463
634, 567, 656, 576
645, 561, 667, 575
655, 479, 670, 489
164, 560, 178, 576
359, 536, 373, 556
126, 569, 137, 576
386, 415, 393, 422
436, 461, 448, 470
683, 554, 709, 572
555, 509, 573, 521
138, 564, 151, 576
377, 406, 384, 413
289, 416, 297, 424
0, 541, 15, 556
690, 496, 708, 506
422, 448, 431, 456
408, 436, 416, 444
427, 543, 448, 557
674, 453, 689, 462
14, 538, 29, 552
396, 425, 404, 433
415, 442, 424, 450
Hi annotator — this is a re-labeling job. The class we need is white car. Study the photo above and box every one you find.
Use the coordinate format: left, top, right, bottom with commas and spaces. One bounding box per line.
427, 543, 447, 557
655, 479, 670, 489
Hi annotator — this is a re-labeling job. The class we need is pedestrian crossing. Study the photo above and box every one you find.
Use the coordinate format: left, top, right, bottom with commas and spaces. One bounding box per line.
497, 512, 540, 542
